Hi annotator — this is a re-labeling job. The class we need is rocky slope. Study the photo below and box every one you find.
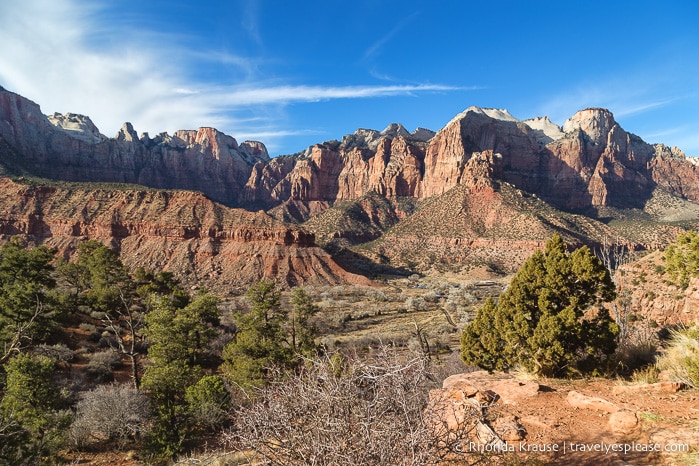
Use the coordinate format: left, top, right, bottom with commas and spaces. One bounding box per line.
616, 250, 699, 327
3, 85, 699, 216
3, 85, 699, 281
0, 86, 269, 206
0, 177, 366, 292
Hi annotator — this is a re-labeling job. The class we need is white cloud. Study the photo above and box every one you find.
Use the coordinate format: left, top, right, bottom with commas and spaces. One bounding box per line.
0, 0, 460, 151
364, 11, 420, 60
211, 84, 461, 106
613, 99, 676, 118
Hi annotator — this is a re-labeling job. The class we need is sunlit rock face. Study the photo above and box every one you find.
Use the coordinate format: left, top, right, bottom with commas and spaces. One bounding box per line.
2, 86, 699, 215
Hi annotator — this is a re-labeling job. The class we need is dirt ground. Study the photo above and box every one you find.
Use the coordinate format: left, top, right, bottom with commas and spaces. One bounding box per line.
449, 374, 699, 466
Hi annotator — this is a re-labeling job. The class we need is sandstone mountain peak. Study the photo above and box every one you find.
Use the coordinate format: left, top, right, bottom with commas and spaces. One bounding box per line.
562, 108, 616, 144
523, 115, 565, 144
47, 112, 107, 144
381, 123, 410, 138
341, 128, 383, 150
442, 106, 520, 131
339, 124, 435, 152
466, 106, 518, 122
411, 127, 436, 142
116, 122, 139, 142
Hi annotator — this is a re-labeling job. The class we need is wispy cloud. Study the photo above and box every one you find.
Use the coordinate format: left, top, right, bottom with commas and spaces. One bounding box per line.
0, 0, 459, 152
643, 125, 687, 140
211, 83, 462, 106
538, 80, 680, 125
364, 12, 420, 60
236, 129, 324, 140
536, 76, 699, 155
614, 99, 678, 118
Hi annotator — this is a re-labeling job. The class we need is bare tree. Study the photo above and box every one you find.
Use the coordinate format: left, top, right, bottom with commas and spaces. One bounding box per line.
597, 236, 633, 345
101, 288, 144, 389
68, 383, 151, 449
0, 299, 45, 365
226, 347, 487, 465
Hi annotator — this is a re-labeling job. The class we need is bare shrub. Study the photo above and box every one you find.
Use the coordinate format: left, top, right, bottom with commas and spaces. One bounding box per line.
69, 383, 151, 449
227, 347, 484, 465
86, 350, 121, 382
615, 317, 660, 375
405, 296, 428, 312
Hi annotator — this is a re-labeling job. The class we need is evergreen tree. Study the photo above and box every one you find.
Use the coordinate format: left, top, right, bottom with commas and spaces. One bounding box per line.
0, 353, 69, 463
289, 287, 320, 356
222, 280, 296, 389
141, 291, 220, 459
74, 240, 132, 313
0, 239, 57, 364
461, 234, 618, 377
665, 230, 699, 288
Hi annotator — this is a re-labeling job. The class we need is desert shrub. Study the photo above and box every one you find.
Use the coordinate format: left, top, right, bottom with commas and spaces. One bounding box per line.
86, 350, 121, 381
656, 325, 699, 388
32, 343, 75, 363
665, 231, 699, 288
423, 291, 439, 303
184, 375, 230, 431
615, 340, 658, 374
78, 322, 97, 333
68, 383, 151, 449
90, 311, 107, 320
405, 296, 428, 312
228, 347, 483, 465
461, 234, 618, 377
365, 288, 387, 302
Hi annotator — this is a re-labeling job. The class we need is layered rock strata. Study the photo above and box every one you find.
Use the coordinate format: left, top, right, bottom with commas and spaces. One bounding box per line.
0, 178, 366, 291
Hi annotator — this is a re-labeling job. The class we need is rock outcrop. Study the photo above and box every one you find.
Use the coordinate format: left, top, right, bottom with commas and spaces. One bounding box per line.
3, 86, 699, 218
4, 86, 699, 285
0, 87, 270, 206
0, 178, 366, 292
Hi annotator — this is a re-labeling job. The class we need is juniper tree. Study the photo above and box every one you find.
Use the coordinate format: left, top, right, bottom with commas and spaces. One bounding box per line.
0, 239, 57, 364
141, 291, 220, 458
222, 280, 295, 389
461, 234, 618, 377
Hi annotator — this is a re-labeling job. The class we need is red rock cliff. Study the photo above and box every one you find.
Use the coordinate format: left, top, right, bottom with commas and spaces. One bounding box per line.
0, 178, 367, 292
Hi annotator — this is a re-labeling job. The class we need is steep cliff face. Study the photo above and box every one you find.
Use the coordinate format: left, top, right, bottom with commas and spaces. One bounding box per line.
0, 87, 269, 206
547, 109, 657, 209
0, 178, 366, 291
240, 126, 429, 214
4, 85, 699, 217
421, 107, 542, 199
419, 106, 667, 211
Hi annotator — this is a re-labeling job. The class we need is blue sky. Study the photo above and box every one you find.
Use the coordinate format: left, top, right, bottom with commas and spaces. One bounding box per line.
1, 1, 698, 156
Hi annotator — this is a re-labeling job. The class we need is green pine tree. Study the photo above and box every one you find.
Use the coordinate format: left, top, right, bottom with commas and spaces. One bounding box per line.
222, 280, 296, 389
461, 234, 618, 377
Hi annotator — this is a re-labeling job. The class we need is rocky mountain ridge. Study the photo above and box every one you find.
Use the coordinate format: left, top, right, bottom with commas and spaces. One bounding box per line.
4, 85, 699, 216
0, 176, 365, 291
0, 86, 269, 206
3, 85, 699, 283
